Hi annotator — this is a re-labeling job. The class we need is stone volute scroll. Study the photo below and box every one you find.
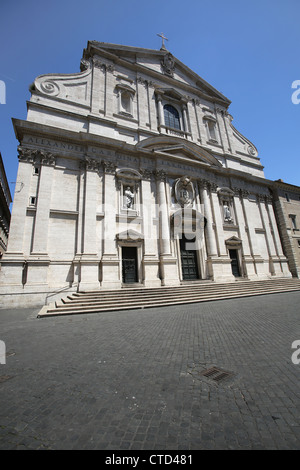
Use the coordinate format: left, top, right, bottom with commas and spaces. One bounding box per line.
174, 176, 195, 208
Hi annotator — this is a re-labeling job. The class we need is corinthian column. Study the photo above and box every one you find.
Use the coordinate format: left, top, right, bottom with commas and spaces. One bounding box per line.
155, 170, 179, 286
156, 170, 171, 256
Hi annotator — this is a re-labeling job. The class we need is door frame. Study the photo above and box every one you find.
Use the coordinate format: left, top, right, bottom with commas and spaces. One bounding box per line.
122, 246, 138, 284
118, 241, 143, 285
176, 233, 204, 281
225, 237, 245, 278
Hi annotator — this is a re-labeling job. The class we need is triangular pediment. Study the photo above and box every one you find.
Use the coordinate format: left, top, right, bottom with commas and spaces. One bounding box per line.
225, 236, 243, 246
116, 229, 144, 241
83, 41, 231, 105
137, 136, 223, 168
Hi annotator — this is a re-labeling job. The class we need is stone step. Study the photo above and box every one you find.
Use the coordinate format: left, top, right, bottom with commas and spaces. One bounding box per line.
65, 279, 300, 302
37, 278, 300, 317
58, 283, 300, 308
62, 280, 300, 304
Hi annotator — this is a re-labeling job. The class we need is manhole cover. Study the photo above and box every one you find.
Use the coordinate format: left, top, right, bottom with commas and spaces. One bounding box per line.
200, 367, 233, 383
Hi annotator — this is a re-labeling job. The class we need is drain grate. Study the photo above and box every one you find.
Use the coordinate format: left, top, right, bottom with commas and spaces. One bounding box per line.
200, 367, 233, 383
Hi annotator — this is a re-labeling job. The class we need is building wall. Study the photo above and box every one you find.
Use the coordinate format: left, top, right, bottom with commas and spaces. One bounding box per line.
0, 42, 292, 307
0, 153, 11, 258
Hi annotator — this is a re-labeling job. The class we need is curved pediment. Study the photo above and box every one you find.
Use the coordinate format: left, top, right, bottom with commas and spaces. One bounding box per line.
136, 136, 223, 168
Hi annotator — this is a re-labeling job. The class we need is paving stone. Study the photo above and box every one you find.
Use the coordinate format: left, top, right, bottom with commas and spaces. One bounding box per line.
0, 292, 299, 450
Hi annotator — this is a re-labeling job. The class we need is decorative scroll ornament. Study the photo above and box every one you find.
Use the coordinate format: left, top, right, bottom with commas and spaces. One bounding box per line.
40, 80, 60, 96
174, 176, 194, 208
80, 59, 92, 72
161, 53, 175, 77
247, 145, 256, 156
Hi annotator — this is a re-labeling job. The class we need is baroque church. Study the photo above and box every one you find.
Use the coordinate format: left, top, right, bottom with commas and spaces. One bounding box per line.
0, 40, 292, 307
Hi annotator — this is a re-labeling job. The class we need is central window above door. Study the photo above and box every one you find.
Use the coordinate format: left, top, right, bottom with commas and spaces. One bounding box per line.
164, 104, 181, 130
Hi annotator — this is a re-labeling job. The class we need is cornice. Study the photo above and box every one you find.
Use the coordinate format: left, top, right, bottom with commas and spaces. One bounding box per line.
272, 180, 300, 192
12, 118, 273, 189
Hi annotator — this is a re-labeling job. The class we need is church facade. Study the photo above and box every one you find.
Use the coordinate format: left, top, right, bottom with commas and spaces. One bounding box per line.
0, 41, 291, 307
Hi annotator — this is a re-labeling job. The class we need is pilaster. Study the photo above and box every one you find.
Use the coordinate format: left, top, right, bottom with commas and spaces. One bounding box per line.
101, 160, 121, 289
141, 170, 160, 286
77, 156, 101, 291
137, 77, 148, 130
104, 64, 115, 119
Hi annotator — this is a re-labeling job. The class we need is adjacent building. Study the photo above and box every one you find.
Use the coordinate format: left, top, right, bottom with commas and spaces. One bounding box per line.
0, 153, 11, 258
0, 41, 292, 307
272, 180, 300, 278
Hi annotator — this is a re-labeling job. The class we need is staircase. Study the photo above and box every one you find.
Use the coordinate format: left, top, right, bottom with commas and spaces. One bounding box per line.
37, 278, 300, 318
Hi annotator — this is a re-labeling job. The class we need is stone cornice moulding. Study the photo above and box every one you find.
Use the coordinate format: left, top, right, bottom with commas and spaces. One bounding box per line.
13, 120, 271, 189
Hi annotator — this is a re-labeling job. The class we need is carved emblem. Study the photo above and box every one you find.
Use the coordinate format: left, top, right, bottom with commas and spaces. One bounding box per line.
174, 176, 194, 207
161, 53, 175, 77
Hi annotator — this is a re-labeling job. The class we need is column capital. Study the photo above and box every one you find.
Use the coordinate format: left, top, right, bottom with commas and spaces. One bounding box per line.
103, 160, 117, 174
140, 168, 153, 180
81, 156, 102, 172
18, 146, 56, 166
199, 178, 218, 192
154, 169, 167, 181
92, 59, 106, 71
106, 64, 115, 74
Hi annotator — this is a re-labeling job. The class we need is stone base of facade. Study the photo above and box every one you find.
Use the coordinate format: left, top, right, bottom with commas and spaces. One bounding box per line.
0, 252, 293, 308
143, 256, 161, 287
159, 256, 180, 286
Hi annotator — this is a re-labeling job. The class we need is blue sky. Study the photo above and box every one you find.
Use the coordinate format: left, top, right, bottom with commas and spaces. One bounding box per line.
1, 0, 299, 201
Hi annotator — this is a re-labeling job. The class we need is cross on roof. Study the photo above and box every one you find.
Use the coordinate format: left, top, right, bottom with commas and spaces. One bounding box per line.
157, 32, 168, 50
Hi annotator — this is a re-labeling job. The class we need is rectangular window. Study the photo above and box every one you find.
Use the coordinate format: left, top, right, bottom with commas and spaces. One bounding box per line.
289, 214, 297, 230
285, 193, 290, 202
29, 196, 36, 206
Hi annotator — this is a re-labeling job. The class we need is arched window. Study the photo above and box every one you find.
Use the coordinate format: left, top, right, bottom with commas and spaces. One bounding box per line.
164, 104, 181, 130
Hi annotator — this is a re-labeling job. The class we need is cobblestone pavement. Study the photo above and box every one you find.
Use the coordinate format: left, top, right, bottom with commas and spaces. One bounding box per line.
0, 291, 299, 450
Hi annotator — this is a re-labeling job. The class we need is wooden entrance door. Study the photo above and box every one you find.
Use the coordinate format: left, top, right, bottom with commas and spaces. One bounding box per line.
180, 235, 199, 280
122, 247, 138, 284
229, 249, 241, 277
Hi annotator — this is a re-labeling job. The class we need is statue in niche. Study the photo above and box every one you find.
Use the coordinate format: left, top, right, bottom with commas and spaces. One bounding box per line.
223, 201, 233, 223
124, 186, 134, 209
